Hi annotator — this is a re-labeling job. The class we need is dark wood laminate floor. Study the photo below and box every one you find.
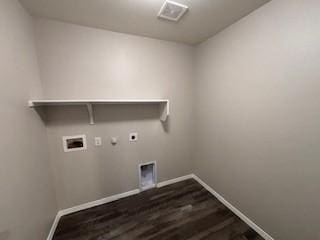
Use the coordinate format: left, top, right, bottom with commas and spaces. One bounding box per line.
53, 179, 264, 240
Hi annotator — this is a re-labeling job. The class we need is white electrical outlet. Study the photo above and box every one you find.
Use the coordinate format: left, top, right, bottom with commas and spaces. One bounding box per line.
129, 133, 138, 142
94, 137, 102, 146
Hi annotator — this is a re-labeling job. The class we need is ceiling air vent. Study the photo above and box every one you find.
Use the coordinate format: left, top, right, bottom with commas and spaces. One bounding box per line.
158, 0, 189, 22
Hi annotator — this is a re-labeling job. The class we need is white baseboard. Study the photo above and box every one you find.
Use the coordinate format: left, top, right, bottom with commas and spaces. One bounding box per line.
59, 188, 140, 216
157, 174, 193, 188
47, 173, 273, 240
191, 174, 274, 240
59, 174, 194, 217
46, 212, 61, 240
46, 188, 140, 240
47, 174, 192, 239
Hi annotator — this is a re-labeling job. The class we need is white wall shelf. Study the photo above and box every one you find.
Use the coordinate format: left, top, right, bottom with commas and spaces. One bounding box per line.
28, 99, 170, 125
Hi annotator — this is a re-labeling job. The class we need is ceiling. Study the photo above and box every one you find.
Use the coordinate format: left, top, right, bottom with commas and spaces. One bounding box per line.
19, 0, 270, 45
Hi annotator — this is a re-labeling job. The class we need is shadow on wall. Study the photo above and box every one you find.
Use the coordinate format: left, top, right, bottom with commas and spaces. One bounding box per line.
0, 231, 10, 240
40, 104, 170, 132
161, 116, 170, 133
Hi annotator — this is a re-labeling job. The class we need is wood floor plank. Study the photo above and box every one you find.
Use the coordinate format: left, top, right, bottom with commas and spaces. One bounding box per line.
53, 179, 262, 240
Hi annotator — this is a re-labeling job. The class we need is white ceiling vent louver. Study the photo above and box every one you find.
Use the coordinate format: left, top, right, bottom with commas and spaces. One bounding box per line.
158, 0, 189, 22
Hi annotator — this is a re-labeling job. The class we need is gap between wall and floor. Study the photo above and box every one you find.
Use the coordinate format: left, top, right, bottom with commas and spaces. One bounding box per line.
47, 174, 274, 240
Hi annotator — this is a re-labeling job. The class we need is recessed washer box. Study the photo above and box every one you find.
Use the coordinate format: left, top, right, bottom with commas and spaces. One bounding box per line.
62, 135, 87, 152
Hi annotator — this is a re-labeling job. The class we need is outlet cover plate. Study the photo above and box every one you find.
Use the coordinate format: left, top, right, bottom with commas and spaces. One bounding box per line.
94, 137, 102, 146
129, 133, 138, 142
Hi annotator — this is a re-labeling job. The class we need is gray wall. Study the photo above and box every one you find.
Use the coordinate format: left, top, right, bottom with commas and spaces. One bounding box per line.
194, 0, 320, 239
0, 1, 57, 240
34, 19, 194, 209
4, 1, 320, 238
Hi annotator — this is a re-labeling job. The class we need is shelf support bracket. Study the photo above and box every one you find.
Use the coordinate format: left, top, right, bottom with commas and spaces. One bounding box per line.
160, 100, 169, 122
86, 103, 94, 125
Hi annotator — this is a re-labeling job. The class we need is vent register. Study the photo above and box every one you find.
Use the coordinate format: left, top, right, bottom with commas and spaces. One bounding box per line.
158, 0, 189, 22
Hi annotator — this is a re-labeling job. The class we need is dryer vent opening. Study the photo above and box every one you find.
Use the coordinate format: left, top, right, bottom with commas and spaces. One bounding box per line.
139, 162, 156, 191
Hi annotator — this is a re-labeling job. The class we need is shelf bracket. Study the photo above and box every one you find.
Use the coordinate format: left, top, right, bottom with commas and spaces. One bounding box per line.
160, 101, 169, 122
86, 103, 94, 125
